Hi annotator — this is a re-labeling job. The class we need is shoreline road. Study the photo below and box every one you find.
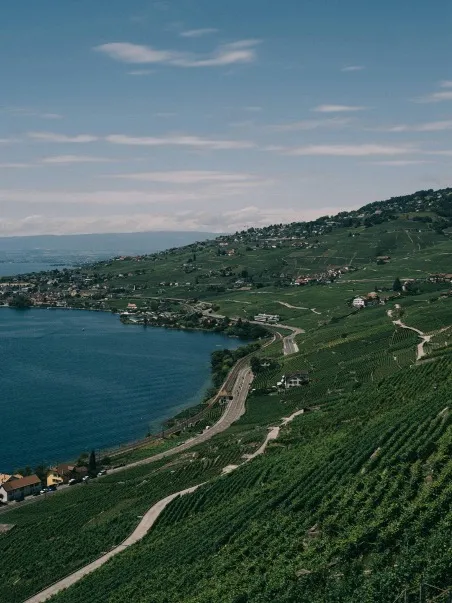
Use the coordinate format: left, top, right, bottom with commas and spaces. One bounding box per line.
0, 350, 258, 517
105, 365, 253, 475
26, 404, 307, 603
22, 368, 253, 603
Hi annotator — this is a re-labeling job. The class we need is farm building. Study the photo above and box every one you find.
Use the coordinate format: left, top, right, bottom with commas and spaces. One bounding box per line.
0, 475, 41, 503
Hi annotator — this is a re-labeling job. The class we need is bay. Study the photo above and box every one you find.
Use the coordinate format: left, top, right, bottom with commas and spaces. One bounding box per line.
0, 309, 242, 472
0, 263, 68, 277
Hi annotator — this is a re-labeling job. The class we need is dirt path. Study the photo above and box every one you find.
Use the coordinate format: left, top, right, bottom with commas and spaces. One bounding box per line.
388, 304, 431, 361
26, 402, 307, 602
24, 484, 203, 603
277, 301, 321, 315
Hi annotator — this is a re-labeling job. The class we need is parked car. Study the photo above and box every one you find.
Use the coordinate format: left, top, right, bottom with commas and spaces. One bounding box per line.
68, 478, 78, 485
97, 470, 107, 476
48, 485, 57, 492
82, 476, 90, 483
40, 488, 49, 494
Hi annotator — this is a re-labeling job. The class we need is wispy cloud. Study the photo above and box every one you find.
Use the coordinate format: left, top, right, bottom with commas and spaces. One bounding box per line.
368, 160, 433, 166
180, 28, 218, 38
266, 117, 353, 132
341, 65, 365, 72
105, 133, 255, 150
415, 81, 452, 103
269, 143, 418, 157
94, 39, 260, 68
1, 107, 63, 120
0, 137, 21, 144
27, 132, 99, 143
416, 91, 452, 103
41, 155, 113, 164
313, 104, 367, 113
0, 162, 32, 169
372, 120, 452, 132
426, 149, 452, 156
111, 170, 257, 184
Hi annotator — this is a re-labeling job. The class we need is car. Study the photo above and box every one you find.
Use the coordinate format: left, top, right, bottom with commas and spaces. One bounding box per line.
97, 470, 107, 476
82, 476, 90, 482
68, 478, 78, 485
48, 485, 57, 492
40, 488, 49, 494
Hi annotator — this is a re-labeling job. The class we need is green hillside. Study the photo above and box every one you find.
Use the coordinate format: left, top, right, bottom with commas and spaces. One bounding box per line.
1, 187, 452, 602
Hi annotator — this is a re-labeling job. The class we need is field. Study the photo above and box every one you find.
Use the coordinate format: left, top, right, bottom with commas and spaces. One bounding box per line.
2, 193, 452, 602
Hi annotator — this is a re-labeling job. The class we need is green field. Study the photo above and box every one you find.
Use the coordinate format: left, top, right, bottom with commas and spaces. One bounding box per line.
2, 188, 452, 602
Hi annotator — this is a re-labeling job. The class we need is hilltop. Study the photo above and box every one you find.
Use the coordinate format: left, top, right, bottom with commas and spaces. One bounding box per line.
1, 187, 452, 603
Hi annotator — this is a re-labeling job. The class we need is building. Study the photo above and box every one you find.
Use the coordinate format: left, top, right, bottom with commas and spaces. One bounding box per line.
0, 475, 41, 503
254, 313, 280, 324
285, 371, 310, 388
366, 292, 380, 306
0, 473, 23, 486
46, 464, 87, 486
46, 468, 65, 488
218, 389, 233, 405
352, 297, 366, 309
127, 303, 138, 310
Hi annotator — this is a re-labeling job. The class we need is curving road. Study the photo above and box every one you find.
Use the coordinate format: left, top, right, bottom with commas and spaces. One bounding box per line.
23, 390, 306, 603
22, 367, 253, 603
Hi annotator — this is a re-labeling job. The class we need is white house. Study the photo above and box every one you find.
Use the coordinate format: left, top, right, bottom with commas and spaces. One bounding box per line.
352, 297, 366, 309
285, 371, 310, 388
254, 313, 280, 324
0, 475, 41, 503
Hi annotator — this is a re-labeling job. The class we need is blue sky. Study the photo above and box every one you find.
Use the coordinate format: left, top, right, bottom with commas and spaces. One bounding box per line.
1, 0, 451, 236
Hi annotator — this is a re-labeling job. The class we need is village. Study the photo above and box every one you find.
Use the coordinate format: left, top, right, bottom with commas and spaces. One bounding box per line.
0, 462, 107, 506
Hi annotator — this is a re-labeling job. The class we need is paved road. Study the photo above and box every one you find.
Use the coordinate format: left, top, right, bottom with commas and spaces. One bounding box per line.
22, 367, 254, 603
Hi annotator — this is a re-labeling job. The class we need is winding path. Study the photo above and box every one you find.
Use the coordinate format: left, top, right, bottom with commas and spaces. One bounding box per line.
388, 304, 431, 361
25, 407, 307, 603
277, 301, 321, 315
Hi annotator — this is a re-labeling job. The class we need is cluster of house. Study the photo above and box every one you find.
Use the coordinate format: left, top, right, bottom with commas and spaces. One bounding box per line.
0, 464, 88, 504
254, 313, 280, 324
428, 273, 452, 283
277, 371, 310, 389
0, 473, 42, 503
352, 292, 384, 309
292, 265, 354, 287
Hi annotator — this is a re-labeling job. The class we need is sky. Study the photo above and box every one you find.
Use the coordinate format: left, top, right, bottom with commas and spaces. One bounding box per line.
1, 0, 451, 237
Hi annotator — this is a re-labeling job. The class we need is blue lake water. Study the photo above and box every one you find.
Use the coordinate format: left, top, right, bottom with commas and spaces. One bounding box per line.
0, 263, 67, 277
0, 309, 242, 471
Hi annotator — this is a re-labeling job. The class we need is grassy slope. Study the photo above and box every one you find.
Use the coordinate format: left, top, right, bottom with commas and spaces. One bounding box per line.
2, 211, 452, 602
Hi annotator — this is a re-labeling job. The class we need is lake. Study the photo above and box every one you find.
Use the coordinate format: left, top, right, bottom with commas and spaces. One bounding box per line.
0, 309, 242, 472
0, 263, 68, 277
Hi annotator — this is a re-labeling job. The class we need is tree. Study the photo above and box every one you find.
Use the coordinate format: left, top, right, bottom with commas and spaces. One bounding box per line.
34, 464, 48, 482
393, 277, 403, 292
250, 356, 261, 374
9, 294, 32, 308
14, 466, 33, 477
88, 450, 97, 477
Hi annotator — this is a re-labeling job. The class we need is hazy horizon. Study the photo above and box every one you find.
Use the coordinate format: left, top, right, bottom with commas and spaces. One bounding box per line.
1, 0, 451, 237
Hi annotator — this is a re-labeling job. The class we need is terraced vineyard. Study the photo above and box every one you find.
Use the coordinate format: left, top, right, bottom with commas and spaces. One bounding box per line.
44, 358, 452, 603
2, 189, 452, 602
